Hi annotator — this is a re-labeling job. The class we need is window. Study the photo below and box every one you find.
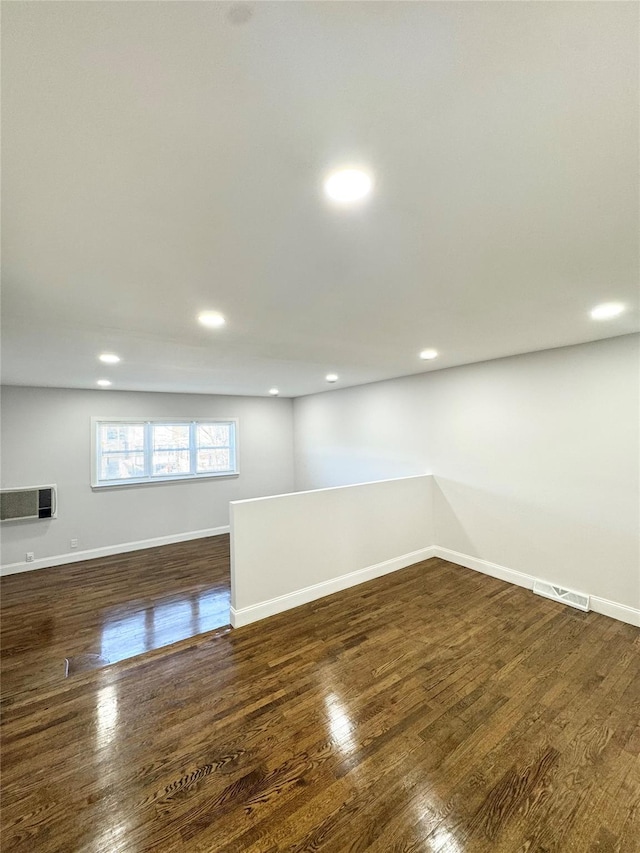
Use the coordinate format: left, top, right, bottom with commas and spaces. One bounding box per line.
93, 419, 237, 487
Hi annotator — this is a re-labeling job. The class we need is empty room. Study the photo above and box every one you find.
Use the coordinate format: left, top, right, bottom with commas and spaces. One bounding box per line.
1, 1, 639, 851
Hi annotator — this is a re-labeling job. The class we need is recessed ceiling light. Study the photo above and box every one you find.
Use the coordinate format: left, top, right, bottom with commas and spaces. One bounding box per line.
590, 302, 626, 320
99, 353, 120, 364
326, 373, 339, 383
269, 388, 279, 396
324, 169, 373, 204
198, 311, 226, 328
419, 349, 439, 360
97, 379, 112, 387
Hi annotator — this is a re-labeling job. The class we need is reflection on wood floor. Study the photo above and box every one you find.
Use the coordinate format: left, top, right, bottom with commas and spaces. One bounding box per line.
98, 585, 229, 663
0, 535, 230, 699
1, 539, 639, 852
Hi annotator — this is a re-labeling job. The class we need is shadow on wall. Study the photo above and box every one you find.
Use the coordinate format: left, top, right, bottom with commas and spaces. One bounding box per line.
431, 477, 478, 557
434, 475, 602, 564
431, 476, 640, 606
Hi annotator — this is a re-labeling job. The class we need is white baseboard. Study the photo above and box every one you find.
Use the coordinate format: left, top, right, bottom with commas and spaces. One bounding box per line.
589, 596, 640, 627
232, 544, 639, 629
3, 532, 637, 629
230, 546, 436, 628
431, 546, 536, 591
432, 546, 640, 628
0, 526, 230, 576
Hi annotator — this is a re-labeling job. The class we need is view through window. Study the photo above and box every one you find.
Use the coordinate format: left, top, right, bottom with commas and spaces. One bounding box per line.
94, 420, 237, 486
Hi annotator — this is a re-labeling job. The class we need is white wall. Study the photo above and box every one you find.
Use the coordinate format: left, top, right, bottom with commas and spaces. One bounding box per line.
294, 335, 640, 612
3, 336, 638, 623
230, 475, 433, 626
293, 373, 432, 489
0, 386, 294, 569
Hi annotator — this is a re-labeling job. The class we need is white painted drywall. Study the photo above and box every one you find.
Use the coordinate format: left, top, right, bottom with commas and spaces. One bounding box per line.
293, 335, 640, 611
292, 373, 432, 489
0, 386, 294, 568
230, 475, 433, 622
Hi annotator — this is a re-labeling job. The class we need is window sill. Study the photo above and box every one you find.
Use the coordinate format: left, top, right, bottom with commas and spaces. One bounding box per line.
91, 472, 240, 490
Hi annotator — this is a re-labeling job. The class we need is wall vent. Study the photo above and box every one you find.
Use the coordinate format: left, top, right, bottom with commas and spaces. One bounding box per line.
533, 580, 589, 612
0, 485, 57, 522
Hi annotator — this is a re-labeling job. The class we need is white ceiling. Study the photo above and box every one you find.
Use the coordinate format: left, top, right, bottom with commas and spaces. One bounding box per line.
2, 1, 638, 398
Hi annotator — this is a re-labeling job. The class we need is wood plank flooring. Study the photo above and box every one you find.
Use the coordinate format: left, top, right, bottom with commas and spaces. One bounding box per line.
1, 536, 230, 702
1, 538, 639, 852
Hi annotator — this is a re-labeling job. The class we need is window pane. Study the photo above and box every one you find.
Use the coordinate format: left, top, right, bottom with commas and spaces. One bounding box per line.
197, 423, 231, 448
152, 449, 191, 477
96, 420, 236, 485
197, 448, 231, 473
99, 423, 144, 453
152, 424, 190, 450
100, 452, 145, 481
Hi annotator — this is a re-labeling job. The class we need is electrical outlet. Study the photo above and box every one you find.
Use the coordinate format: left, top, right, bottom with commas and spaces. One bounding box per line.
26, 552, 35, 562
70, 539, 78, 549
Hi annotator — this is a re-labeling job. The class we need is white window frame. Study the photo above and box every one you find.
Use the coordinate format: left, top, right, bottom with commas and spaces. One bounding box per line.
91, 417, 239, 488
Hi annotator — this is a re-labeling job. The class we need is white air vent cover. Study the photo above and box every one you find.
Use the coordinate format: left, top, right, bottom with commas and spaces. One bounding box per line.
533, 580, 590, 612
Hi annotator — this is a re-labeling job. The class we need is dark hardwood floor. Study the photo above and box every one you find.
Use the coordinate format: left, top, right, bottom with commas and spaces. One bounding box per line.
1, 535, 231, 701
1, 538, 639, 852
